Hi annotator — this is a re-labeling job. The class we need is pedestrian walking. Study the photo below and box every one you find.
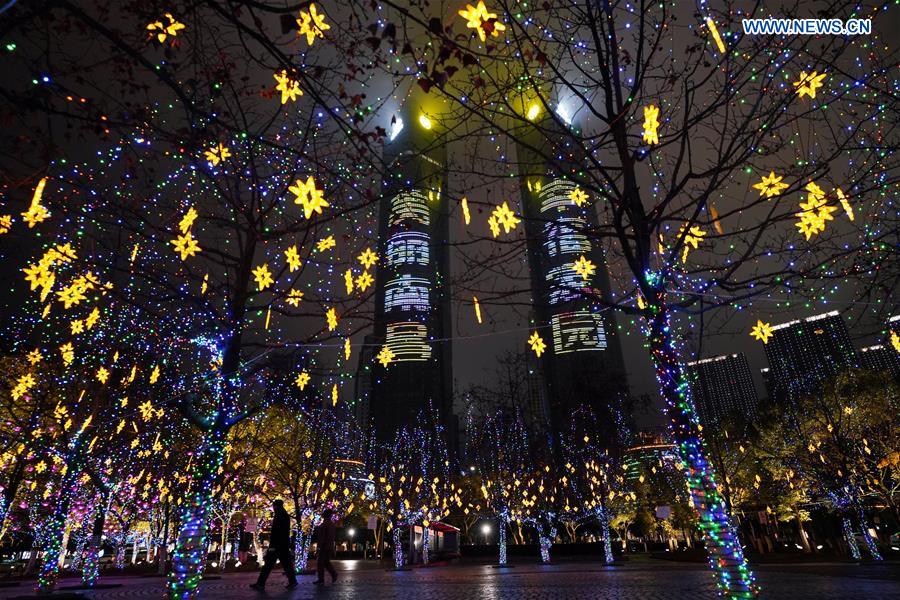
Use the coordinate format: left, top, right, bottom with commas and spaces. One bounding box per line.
250, 499, 298, 590
313, 508, 338, 585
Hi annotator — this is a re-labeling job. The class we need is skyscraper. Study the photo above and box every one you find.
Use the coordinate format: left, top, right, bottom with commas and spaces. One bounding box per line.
763, 310, 858, 403
366, 106, 455, 449
685, 353, 758, 426
859, 344, 900, 380
515, 120, 627, 444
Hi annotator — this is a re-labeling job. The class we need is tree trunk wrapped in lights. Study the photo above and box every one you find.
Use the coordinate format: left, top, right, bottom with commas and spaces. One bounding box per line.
168, 428, 227, 600
36, 469, 79, 594
497, 510, 509, 566
81, 508, 106, 588
596, 506, 614, 565
645, 300, 757, 598
392, 525, 405, 569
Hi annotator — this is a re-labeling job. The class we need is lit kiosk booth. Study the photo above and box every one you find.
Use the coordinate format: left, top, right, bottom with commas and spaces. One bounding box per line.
407, 522, 460, 565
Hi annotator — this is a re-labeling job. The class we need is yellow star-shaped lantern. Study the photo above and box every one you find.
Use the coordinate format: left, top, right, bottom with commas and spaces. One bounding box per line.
59, 342, 74, 366
296, 3, 330, 45
680, 226, 706, 263
490, 202, 520, 236
179, 207, 198, 234
284, 245, 302, 272
26, 349, 42, 365
527, 331, 546, 357
642, 105, 660, 145
750, 320, 774, 344
289, 175, 328, 219
147, 13, 185, 43
376, 346, 395, 367
22, 177, 50, 228
344, 269, 355, 294
753, 171, 789, 199
0, 214, 12, 234
316, 236, 336, 252
795, 182, 837, 240
571, 255, 596, 281
569, 187, 589, 207
273, 70, 303, 104
325, 307, 338, 331
286, 289, 304, 307
171, 231, 201, 260
295, 371, 311, 390
891, 330, 900, 353
96, 366, 110, 384
357, 248, 379, 269
204, 143, 231, 166
458, 1, 506, 42
794, 71, 826, 100
355, 271, 374, 292
252, 263, 274, 291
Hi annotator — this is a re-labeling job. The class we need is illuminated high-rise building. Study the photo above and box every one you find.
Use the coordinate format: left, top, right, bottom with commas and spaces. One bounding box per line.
366, 107, 455, 449
763, 310, 858, 403
515, 119, 627, 444
685, 353, 758, 426
859, 344, 900, 380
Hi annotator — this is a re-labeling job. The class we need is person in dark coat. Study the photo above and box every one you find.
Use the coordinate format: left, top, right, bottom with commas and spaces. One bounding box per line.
250, 500, 298, 590
313, 508, 338, 585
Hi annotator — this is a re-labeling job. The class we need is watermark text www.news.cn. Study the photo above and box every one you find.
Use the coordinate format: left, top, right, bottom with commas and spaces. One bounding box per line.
742, 18, 872, 35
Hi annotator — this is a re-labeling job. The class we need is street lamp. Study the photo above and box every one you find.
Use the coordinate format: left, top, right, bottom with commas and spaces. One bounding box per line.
481, 523, 491, 544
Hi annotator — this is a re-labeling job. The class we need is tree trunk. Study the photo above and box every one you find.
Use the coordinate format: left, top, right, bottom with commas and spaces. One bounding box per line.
392, 525, 404, 568
81, 508, 106, 587
168, 427, 228, 600
498, 511, 508, 566
597, 506, 614, 564
795, 513, 811, 553
37, 469, 78, 594
158, 499, 170, 575
645, 304, 757, 598
854, 507, 882, 560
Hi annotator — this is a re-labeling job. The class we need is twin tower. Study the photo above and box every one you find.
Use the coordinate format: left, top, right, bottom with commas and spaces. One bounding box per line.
354, 105, 627, 454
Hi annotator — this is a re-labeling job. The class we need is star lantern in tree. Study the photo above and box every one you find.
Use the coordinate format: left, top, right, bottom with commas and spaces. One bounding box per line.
753, 171, 790, 198
680, 225, 706, 263
284, 245, 302, 272
289, 175, 328, 218
490, 202, 520, 236
793, 71, 826, 100
527, 331, 546, 357
355, 271, 374, 292
203, 143, 231, 166
642, 105, 660, 145
171, 232, 201, 260
273, 70, 303, 104
569, 186, 589, 207
376, 346, 395, 367
750, 320, 774, 344
295, 371, 311, 390
571, 255, 596, 281
252, 263, 274, 291
22, 177, 50, 228
286, 289, 304, 307
296, 3, 331, 45
458, 1, 506, 42
357, 248, 379, 269
325, 307, 338, 331
316, 236, 336, 252
147, 13, 185, 43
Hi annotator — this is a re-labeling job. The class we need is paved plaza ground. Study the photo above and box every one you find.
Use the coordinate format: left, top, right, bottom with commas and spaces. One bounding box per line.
2, 557, 898, 600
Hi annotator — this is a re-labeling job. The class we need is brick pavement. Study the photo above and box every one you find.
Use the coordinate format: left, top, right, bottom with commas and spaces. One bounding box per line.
2, 559, 898, 600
